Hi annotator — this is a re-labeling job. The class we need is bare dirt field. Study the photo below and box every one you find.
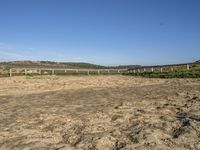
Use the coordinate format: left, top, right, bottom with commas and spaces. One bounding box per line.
0, 75, 200, 150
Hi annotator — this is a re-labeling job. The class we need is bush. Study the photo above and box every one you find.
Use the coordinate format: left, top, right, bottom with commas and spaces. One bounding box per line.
125, 70, 200, 78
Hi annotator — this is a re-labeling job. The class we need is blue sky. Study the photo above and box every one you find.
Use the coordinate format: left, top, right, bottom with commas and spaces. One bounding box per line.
0, 0, 200, 66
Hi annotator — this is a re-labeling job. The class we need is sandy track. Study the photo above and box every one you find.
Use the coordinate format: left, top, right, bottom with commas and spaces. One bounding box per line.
0, 76, 200, 150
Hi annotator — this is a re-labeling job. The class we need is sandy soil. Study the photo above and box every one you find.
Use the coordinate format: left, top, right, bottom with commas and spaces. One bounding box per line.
0, 75, 200, 150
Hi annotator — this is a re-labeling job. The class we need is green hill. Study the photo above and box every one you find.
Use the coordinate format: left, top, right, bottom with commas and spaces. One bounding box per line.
0, 61, 106, 69
0, 61, 139, 69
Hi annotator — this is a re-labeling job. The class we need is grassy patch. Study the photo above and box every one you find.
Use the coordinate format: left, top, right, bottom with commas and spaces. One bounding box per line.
124, 70, 200, 78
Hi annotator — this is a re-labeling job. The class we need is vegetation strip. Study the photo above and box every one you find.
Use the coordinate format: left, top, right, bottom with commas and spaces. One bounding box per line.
124, 70, 200, 78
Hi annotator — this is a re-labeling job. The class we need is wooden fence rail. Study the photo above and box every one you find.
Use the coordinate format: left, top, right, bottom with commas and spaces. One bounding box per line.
127, 63, 199, 73
1, 62, 199, 77
6, 68, 127, 77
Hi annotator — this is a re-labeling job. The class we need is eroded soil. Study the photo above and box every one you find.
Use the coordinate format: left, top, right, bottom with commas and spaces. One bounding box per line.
0, 76, 200, 150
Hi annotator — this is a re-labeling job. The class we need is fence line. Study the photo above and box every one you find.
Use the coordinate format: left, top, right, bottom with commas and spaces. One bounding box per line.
128, 63, 194, 73
1, 62, 199, 77
6, 68, 127, 77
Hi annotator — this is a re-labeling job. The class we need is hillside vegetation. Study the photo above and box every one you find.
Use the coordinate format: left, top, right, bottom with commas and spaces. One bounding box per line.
124, 70, 200, 78
125, 61, 200, 78
0, 61, 105, 69
0, 61, 139, 69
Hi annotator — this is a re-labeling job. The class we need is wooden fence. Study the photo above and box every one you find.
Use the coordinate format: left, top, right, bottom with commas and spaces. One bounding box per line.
127, 62, 199, 73
4, 68, 127, 77
1, 62, 199, 77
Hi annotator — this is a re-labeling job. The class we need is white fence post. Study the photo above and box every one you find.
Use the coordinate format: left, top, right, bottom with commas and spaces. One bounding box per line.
187, 64, 190, 70
25, 69, 27, 75
171, 67, 173, 72
9, 69, 12, 77
151, 67, 154, 72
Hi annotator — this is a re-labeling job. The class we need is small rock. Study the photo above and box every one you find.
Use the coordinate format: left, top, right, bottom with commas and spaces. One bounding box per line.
163, 103, 169, 106
114, 141, 126, 150
183, 103, 188, 107
191, 96, 199, 101
180, 118, 190, 127
4, 128, 9, 131
156, 106, 161, 110
172, 127, 185, 138
137, 109, 145, 113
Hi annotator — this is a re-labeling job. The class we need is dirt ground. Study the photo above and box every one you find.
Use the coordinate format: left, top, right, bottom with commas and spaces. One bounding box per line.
0, 75, 200, 150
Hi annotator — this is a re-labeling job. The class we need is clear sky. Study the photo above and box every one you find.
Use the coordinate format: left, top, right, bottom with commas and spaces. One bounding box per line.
0, 0, 200, 66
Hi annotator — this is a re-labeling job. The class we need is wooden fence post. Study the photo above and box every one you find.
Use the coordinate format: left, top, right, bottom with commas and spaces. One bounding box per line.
88, 70, 90, 75
25, 69, 27, 75
144, 68, 146, 72
161, 67, 163, 73
171, 67, 173, 72
98, 70, 100, 75
187, 64, 190, 70
9, 69, 12, 77
52, 69, 54, 75
118, 70, 120, 73
151, 67, 154, 72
